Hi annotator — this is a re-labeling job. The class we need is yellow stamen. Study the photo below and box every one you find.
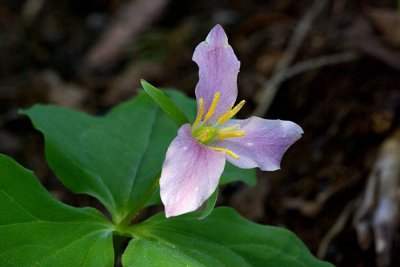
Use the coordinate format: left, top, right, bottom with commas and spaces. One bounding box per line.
217, 131, 245, 140
210, 147, 239, 159
203, 92, 220, 122
193, 98, 205, 126
216, 100, 245, 125
217, 124, 240, 134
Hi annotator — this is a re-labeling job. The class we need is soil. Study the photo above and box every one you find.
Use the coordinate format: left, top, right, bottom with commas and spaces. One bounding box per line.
0, 0, 399, 266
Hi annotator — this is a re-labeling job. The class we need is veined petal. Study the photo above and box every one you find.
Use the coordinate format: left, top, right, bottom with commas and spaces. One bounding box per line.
160, 124, 226, 217
214, 117, 303, 171
193, 24, 240, 122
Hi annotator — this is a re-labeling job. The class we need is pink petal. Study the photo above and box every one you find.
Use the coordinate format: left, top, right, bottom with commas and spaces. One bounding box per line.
193, 24, 240, 122
160, 124, 226, 217
214, 117, 303, 171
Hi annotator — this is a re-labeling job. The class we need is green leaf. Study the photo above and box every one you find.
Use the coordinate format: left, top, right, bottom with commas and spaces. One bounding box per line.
123, 239, 199, 267
22, 92, 180, 224
165, 87, 196, 122
220, 162, 257, 186
198, 187, 218, 220
0, 154, 114, 267
124, 207, 333, 267
141, 80, 189, 127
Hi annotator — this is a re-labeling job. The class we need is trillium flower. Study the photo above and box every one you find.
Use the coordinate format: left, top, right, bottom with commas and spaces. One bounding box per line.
160, 24, 304, 217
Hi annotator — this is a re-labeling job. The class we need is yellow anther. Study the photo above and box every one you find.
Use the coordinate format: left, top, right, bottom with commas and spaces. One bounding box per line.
216, 100, 245, 125
217, 124, 240, 134
217, 131, 245, 140
193, 98, 205, 126
210, 147, 239, 159
203, 92, 220, 122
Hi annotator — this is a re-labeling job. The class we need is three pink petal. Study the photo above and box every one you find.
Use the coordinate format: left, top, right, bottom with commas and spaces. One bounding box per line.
160, 25, 303, 218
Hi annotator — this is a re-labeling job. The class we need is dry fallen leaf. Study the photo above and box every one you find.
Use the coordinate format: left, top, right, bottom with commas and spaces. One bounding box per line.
353, 129, 400, 267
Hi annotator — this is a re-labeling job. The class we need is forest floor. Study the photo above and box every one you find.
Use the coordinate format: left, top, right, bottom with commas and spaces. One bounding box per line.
0, 0, 399, 266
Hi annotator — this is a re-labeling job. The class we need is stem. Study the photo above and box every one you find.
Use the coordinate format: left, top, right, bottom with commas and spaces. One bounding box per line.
113, 233, 128, 266
119, 174, 160, 227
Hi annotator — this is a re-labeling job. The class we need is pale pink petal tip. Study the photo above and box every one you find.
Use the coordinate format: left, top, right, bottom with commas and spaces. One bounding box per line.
205, 24, 228, 46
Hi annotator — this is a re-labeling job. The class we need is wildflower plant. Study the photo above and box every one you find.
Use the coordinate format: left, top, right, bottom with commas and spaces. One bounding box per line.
0, 25, 333, 266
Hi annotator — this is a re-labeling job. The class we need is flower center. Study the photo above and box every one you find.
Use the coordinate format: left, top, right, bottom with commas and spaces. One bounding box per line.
191, 91, 246, 159
192, 126, 218, 144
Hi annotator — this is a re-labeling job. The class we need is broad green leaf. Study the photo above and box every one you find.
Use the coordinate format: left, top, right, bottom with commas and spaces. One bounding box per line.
141, 80, 189, 126
124, 207, 333, 267
165, 88, 196, 121
0, 154, 114, 267
22, 92, 179, 224
123, 239, 199, 267
220, 162, 257, 186
22, 90, 256, 223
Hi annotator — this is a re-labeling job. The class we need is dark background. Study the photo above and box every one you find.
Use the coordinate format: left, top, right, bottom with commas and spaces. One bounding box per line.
0, 0, 399, 266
